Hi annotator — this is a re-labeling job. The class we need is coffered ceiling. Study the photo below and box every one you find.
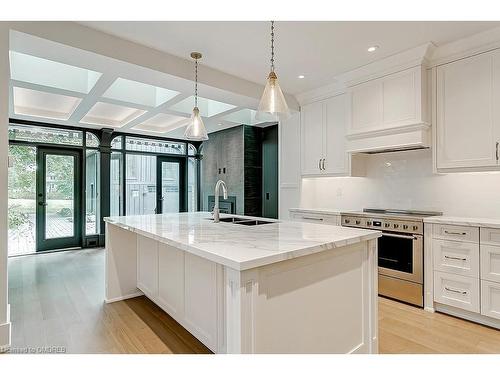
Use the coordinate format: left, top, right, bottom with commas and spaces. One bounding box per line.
8, 29, 277, 140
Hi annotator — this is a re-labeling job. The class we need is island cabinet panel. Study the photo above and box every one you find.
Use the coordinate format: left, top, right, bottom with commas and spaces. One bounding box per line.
183, 253, 219, 351
137, 235, 159, 298
226, 239, 378, 354
158, 243, 185, 317
104, 223, 142, 303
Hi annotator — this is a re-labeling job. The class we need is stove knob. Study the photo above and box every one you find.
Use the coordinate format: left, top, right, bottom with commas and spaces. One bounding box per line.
403, 224, 409, 230
393, 224, 399, 229
413, 225, 418, 231
367, 221, 372, 226
355, 220, 361, 225
345, 219, 350, 224
384, 223, 390, 228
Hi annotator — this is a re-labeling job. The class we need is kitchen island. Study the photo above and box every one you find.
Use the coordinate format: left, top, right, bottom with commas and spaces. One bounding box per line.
104, 212, 381, 354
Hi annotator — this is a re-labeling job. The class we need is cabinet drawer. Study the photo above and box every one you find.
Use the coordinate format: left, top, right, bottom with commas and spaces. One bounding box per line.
433, 239, 479, 277
481, 280, 500, 320
290, 212, 339, 225
432, 224, 479, 243
480, 244, 500, 283
434, 271, 480, 313
480, 227, 500, 246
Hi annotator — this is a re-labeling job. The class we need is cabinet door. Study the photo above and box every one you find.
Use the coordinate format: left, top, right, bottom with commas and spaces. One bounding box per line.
323, 94, 348, 175
432, 239, 479, 278
480, 244, 500, 283
184, 253, 218, 350
137, 235, 158, 298
158, 243, 184, 317
481, 280, 500, 319
436, 51, 500, 169
301, 101, 324, 175
433, 271, 480, 313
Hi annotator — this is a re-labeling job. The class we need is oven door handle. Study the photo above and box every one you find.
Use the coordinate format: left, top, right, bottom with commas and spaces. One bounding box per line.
382, 232, 418, 240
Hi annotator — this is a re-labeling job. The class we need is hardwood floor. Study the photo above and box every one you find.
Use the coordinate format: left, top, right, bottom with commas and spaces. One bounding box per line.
7, 248, 500, 354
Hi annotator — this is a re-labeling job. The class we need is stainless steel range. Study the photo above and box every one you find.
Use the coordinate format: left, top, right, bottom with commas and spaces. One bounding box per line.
341, 208, 442, 307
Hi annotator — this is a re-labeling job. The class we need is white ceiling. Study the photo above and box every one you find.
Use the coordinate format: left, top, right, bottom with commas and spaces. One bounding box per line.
8, 30, 276, 139
81, 21, 500, 94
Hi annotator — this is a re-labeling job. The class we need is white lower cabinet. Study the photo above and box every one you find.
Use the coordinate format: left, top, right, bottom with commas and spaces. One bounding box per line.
136, 235, 221, 352
432, 239, 479, 278
158, 243, 184, 316
429, 223, 500, 327
137, 236, 159, 298
481, 280, 500, 319
183, 253, 219, 350
433, 271, 480, 313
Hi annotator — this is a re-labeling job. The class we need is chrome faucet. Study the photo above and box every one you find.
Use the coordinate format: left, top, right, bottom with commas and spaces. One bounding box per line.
213, 180, 228, 223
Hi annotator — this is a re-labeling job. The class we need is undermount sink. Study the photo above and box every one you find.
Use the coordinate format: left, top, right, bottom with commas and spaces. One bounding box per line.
206, 216, 275, 225
234, 220, 274, 226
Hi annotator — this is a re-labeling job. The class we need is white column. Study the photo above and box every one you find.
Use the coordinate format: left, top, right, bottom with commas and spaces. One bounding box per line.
0, 23, 11, 352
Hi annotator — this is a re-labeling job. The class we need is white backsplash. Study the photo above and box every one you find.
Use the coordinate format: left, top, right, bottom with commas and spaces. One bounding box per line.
300, 148, 500, 218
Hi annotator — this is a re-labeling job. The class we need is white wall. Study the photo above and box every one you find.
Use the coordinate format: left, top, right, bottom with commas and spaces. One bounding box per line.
301, 148, 500, 218
0, 24, 11, 352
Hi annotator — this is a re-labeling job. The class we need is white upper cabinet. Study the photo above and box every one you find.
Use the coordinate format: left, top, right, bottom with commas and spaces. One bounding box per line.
436, 50, 500, 170
324, 95, 348, 174
348, 66, 426, 136
301, 101, 324, 175
301, 94, 361, 177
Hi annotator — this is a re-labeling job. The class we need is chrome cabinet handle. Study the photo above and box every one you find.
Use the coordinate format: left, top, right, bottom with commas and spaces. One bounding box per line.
302, 216, 323, 221
445, 286, 467, 295
321, 158, 326, 171
496, 141, 499, 162
444, 230, 466, 236
318, 159, 321, 170
444, 255, 467, 261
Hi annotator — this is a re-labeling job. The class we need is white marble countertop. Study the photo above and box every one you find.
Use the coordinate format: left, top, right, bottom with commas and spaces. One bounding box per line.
104, 212, 381, 271
424, 216, 500, 229
289, 207, 355, 215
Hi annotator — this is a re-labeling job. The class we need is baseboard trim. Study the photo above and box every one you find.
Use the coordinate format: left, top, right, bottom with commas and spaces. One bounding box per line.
0, 306, 11, 353
104, 291, 144, 304
424, 306, 435, 313
435, 303, 500, 330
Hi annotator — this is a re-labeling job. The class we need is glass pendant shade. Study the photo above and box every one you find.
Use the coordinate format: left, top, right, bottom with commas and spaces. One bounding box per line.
257, 71, 290, 120
184, 107, 208, 141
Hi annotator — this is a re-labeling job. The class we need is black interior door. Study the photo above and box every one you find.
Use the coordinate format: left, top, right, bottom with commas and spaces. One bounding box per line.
36, 147, 82, 252
156, 156, 187, 213
262, 125, 278, 219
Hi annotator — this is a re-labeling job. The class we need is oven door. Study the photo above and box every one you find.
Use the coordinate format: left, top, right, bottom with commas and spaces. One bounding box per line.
378, 232, 423, 283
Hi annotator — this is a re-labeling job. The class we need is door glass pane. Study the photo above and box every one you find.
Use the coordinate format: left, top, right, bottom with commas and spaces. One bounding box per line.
8, 145, 37, 256
126, 154, 156, 215
86, 150, 100, 234
110, 152, 123, 216
188, 157, 197, 212
45, 154, 75, 239
161, 162, 180, 213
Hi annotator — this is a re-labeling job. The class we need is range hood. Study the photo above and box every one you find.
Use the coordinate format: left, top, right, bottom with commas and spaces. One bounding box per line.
346, 124, 432, 154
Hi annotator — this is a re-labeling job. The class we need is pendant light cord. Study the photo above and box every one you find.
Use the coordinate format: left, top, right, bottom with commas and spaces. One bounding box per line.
270, 20, 275, 72
194, 57, 198, 107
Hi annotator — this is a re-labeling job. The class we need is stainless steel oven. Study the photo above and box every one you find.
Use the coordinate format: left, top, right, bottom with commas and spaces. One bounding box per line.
341, 209, 442, 307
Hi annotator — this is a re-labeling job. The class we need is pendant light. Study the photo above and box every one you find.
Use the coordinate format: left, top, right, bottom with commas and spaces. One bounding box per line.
257, 21, 290, 120
184, 52, 209, 141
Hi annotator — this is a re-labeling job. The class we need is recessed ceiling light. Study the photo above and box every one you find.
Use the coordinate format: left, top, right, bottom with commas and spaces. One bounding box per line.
367, 45, 379, 52
298, 75, 305, 79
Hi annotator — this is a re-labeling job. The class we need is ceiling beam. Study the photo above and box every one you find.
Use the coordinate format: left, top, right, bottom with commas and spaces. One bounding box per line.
68, 74, 118, 123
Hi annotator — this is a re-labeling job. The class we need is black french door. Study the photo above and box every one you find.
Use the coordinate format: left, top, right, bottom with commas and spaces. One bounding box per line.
156, 156, 187, 213
36, 147, 83, 251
